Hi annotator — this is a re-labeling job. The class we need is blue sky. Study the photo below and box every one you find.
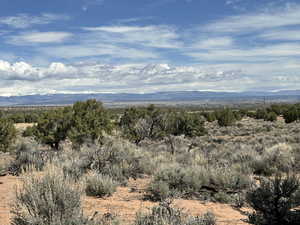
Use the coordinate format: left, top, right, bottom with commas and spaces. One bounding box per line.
0, 0, 300, 95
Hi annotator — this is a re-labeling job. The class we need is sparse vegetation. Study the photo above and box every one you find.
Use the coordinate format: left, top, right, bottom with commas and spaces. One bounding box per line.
1, 100, 300, 225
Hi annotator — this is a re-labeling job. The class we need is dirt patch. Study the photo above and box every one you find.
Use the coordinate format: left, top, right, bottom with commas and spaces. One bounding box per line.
0, 176, 20, 225
83, 178, 249, 225
0, 176, 249, 225
14, 123, 35, 132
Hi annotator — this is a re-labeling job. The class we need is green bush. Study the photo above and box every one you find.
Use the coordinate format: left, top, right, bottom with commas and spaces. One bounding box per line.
246, 175, 300, 225
120, 106, 206, 144
68, 99, 113, 147
202, 112, 216, 122
265, 112, 277, 122
217, 108, 236, 127
255, 109, 268, 120
119, 105, 165, 144
85, 172, 117, 197
32, 108, 71, 149
0, 118, 17, 152
164, 112, 206, 138
283, 106, 299, 123
32, 99, 113, 149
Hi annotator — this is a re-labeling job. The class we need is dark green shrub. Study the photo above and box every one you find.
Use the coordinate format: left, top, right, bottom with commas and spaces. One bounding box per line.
217, 108, 236, 127
68, 99, 113, 147
32, 100, 113, 149
120, 106, 206, 145
119, 105, 164, 144
164, 112, 206, 138
202, 112, 216, 122
22, 126, 36, 137
283, 106, 299, 123
246, 175, 300, 225
32, 108, 71, 149
255, 109, 268, 120
265, 112, 277, 122
0, 118, 17, 152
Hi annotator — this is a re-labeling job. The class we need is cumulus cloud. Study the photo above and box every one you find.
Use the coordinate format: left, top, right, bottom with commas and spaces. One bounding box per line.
0, 60, 252, 96
0, 59, 300, 96
0, 13, 70, 29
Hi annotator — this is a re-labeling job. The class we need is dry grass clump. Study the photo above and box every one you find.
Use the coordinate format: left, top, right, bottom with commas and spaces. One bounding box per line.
85, 171, 118, 197
135, 201, 216, 225
147, 163, 253, 202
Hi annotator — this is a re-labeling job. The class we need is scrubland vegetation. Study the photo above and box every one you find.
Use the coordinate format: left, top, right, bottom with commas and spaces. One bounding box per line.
1, 100, 300, 225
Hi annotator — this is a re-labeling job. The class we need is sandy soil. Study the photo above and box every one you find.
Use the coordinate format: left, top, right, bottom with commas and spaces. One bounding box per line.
14, 123, 35, 132
0, 175, 248, 225
84, 178, 249, 225
0, 176, 20, 225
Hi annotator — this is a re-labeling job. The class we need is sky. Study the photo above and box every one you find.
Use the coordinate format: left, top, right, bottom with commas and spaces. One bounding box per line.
0, 0, 300, 96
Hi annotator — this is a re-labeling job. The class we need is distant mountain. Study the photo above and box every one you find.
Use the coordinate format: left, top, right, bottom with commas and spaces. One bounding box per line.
0, 90, 300, 107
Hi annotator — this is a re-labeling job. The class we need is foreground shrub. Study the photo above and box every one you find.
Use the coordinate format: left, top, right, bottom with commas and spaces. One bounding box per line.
246, 175, 300, 225
11, 165, 91, 225
135, 201, 216, 225
85, 172, 117, 197
0, 118, 17, 152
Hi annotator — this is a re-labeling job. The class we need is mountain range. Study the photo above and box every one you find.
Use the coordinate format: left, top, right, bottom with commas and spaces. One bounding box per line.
0, 90, 300, 107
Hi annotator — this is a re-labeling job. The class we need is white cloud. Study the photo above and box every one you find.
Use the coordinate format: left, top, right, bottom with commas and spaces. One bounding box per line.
0, 60, 252, 96
0, 59, 299, 96
39, 44, 159, 60
260, 29, 300, 41
192, 37, 233, 49
204, 4, 300, 33
82, 25, 182, 49
8, 32, 73, 45
186, 43, 300, 62
0, 13, 69, 29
